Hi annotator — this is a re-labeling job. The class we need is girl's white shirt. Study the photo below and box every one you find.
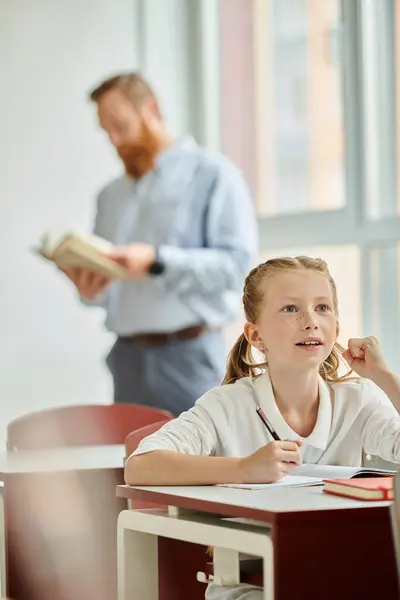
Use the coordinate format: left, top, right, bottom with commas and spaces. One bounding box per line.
133, 371, 400, 466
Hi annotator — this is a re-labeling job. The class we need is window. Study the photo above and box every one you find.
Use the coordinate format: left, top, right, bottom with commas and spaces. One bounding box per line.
220, 0, 345, 216
257, 0, 345, 215
216, 0, 400, 368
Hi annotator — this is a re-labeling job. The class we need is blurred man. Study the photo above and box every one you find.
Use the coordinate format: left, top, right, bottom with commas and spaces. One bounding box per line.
64, 72, 257, 416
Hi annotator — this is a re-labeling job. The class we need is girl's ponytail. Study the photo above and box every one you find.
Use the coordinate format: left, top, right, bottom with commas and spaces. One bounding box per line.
222, 333, 265, 384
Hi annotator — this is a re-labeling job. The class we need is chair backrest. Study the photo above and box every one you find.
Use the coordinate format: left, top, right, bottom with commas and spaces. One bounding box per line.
125, 419, 172, 458
125, 419, 172, 510
7, 404, 173, 450
391, 472, 400, 591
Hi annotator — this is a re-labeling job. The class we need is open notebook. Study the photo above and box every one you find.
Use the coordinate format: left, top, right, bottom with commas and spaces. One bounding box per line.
219, 463, 396, 490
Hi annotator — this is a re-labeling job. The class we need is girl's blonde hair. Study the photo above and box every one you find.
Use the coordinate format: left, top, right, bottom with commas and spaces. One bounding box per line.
223, 256, 352, 385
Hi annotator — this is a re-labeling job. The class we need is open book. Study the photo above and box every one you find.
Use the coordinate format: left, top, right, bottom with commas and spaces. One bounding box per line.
33, 231, 129, 280
219, 463, 396, 490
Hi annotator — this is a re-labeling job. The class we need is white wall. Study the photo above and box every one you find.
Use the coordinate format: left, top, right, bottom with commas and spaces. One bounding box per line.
0, 0, 140, 447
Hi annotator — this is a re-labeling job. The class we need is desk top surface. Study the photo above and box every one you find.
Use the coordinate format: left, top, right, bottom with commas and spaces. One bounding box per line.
117, 483, 391, 522
0, 444, 125, 476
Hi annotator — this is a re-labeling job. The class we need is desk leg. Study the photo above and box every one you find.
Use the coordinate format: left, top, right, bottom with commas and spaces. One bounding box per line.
0, 486, 6, 598
117, 514, 158, 600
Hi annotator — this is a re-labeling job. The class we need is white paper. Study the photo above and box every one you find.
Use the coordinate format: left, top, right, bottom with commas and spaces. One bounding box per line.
218, 475, 323, 490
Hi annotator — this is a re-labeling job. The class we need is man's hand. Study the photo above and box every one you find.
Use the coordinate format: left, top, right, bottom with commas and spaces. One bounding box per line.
107, 243, 156, 278
63, 267, 111, 300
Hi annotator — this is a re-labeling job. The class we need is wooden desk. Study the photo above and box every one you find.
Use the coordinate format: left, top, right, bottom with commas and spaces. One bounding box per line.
117, 484, 398, 600
0, 445, 125, 600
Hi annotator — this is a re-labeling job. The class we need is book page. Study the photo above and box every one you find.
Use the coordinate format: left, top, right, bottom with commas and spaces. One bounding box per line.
293, 464, 395, 479
292, 464, 362, 480
218, 475, 323, 490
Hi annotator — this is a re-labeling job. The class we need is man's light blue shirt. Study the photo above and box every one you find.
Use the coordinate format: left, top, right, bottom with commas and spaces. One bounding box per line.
90, 136, 258, 335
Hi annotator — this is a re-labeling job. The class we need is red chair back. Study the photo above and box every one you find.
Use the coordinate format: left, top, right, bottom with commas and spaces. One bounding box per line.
125, 419, 172, 509
7, 404, 173, 450
125, 419, 172, 458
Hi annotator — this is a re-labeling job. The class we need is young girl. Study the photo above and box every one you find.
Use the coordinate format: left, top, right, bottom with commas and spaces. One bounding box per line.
125, 256, 400, 600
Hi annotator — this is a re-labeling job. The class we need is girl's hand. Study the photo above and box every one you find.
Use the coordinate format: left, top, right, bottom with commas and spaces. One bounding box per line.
238, 440, 303, 484
342, 336, 389, 381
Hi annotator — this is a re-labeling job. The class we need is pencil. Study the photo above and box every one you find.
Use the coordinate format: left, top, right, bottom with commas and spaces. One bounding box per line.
256, 406, 281, 441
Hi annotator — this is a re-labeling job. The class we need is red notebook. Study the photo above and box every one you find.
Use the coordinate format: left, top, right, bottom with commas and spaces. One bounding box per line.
323, 477, 393, 501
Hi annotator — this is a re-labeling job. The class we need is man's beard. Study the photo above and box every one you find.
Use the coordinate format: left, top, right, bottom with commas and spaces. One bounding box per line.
117, 122, 159, 179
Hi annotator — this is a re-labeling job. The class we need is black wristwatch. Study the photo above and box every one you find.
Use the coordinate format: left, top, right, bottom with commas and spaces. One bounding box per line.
148, 248, 166, 275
